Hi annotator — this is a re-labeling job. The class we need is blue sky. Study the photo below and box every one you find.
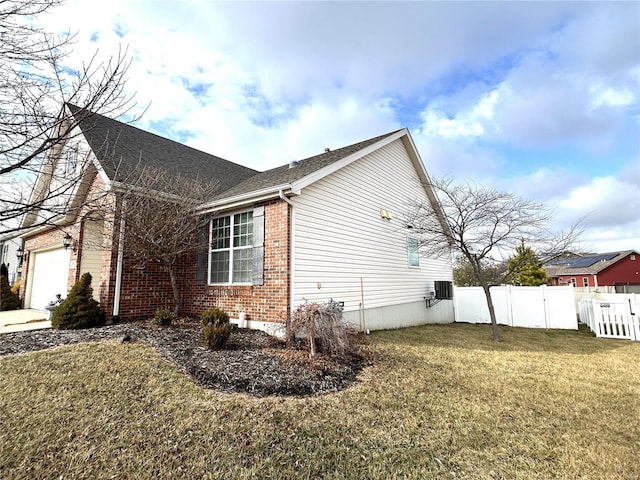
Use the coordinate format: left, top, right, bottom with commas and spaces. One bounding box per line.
40, 0, 639, 253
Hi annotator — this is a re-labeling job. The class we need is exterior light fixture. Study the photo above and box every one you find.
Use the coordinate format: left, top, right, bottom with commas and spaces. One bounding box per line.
16, 247, 24, 265
63, 233, 73, 250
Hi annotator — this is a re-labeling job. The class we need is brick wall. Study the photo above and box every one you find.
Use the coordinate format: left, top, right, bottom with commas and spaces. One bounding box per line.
22, 193, 291, 326
116, 199, 291, 323
174, 199, 291, 324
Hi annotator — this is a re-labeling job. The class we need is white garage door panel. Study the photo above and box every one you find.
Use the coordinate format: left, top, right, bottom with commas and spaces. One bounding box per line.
29, 248, 71, 310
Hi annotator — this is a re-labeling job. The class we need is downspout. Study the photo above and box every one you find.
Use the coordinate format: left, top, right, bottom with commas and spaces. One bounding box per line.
112, 199, 126, 322
279, 190, 295, 320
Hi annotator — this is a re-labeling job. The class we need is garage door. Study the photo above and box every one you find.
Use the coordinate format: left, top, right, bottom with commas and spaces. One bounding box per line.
29, 248, 71, 310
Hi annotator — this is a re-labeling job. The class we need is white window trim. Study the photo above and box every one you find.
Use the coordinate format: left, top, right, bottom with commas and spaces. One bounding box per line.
208, 209, 254, 285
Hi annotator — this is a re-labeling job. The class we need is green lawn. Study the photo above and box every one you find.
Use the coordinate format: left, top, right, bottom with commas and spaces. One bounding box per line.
1, 323, 638, 479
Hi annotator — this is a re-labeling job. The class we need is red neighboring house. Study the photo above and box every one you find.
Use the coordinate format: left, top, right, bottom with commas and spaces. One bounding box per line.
545, 250, 640, 292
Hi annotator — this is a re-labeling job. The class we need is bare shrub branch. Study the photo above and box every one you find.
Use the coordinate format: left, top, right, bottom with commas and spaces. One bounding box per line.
0, 0, 136, 234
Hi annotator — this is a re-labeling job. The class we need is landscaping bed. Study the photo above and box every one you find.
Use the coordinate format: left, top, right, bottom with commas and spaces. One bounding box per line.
0, 319, 371, 397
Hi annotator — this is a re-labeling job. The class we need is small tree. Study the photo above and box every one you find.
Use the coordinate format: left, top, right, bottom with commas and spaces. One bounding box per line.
114, 167, 219, 316
406, 177, 581, 341
507, 241, 548, 286
51, 272, 105, 329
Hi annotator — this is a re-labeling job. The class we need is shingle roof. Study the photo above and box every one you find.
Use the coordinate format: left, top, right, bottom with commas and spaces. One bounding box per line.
68, 104, 403, 203
210, 129, 403, 200
544, 250, 638, 276
67, 104, 258, 194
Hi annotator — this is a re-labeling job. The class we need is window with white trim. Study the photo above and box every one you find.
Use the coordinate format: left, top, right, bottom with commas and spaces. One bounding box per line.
407, 237, 420, 267
582, 277, 589, 287
209, 211, 254, 284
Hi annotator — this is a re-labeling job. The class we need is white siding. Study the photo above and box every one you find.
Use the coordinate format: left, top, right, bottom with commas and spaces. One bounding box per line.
291, 139, 453, 327
80, 219, 105, 294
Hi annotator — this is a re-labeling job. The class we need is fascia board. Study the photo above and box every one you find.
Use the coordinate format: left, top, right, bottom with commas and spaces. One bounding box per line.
196, 184, 292, 214
399, 131, 454, 240
18, 216, 72, 239
290, 128, 408, 193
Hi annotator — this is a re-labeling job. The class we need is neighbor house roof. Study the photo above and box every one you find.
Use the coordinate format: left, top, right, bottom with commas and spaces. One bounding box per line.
544, 250, 638, 276
67, 104, 258, 194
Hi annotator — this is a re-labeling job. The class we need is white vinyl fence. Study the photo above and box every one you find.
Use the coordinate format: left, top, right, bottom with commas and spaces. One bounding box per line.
455, 285, 577, 330
579, 298, 640, 341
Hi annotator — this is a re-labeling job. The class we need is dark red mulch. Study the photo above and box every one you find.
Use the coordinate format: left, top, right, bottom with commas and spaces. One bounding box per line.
0, 320, 371, 397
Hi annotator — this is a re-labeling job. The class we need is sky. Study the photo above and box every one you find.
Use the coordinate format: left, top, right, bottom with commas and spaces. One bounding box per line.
38, 0, 639, 254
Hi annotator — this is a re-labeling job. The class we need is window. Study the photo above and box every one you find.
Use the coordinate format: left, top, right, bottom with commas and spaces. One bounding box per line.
570, 277, 576, 287
583, 277, 589, 287
64, 145, 78, 176
209, 211, 254, 284
407, 237, 419, 267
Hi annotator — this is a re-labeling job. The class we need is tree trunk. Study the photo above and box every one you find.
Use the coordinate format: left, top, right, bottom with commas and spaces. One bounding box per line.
481, 283, 501, 342
168, 265, 181, 317
471, 254, 501, 342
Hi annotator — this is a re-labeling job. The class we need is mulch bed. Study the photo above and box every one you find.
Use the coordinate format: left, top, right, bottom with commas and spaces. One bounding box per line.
0, 319, 372, 397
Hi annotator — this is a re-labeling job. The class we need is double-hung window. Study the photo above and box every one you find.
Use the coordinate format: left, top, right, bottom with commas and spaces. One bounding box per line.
209, 211, 254, 284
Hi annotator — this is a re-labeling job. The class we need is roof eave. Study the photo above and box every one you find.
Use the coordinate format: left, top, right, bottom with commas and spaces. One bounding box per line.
196, 184, 293, 215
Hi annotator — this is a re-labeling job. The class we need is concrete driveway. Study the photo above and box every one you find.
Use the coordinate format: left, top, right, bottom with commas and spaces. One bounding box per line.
0, 309, 51, 334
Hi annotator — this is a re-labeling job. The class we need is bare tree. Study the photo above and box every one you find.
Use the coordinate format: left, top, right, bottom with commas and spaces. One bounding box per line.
113, 167, 219, 316
0, 0, 134, 234
406, 177, 581, 341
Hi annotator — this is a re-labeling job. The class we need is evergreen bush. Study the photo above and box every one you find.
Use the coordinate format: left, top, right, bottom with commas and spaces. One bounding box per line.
153, 308, 175, 327
201, 307, 231, 350
0, 274, 20, 311
51, 272, 105, 330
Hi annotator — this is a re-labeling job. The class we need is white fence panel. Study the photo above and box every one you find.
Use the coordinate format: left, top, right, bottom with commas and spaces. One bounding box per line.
455, 285, 577, 330
579, 298, 640, 341
546, 287, 581, 329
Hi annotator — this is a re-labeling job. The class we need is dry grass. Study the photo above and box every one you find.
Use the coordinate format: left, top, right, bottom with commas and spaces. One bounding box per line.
1, 323, 638, 479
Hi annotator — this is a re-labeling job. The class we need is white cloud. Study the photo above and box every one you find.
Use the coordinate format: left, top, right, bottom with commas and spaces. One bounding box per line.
25, 0, 639, 254
550, 171, 640, 252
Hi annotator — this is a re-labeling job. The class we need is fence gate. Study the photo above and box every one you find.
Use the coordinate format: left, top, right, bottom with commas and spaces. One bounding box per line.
579, 299, 640, 341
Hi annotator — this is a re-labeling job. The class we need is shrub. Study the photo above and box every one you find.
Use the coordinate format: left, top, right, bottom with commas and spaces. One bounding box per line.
51, 272, 105, 330
201, 307, 231, 350
153, 308, 175, 327
287, 300, 356, 359
0, 275, 20, 311
10, 278, 21, 295
0, 263, 7, 279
